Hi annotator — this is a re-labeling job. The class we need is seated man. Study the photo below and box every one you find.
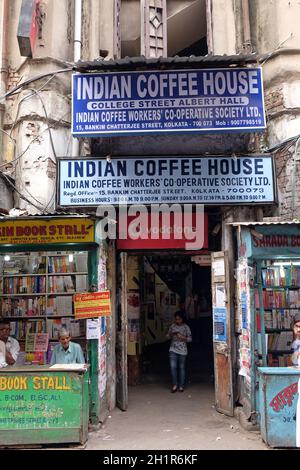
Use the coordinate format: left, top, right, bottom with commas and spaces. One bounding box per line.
51, 328, 85, 365
0, 320, 20, 365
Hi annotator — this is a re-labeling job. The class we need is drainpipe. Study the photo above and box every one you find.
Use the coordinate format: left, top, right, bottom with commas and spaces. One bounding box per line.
206, 0, 213, 54
71, 0, 82, 157
0, 0, 9, 162
241, 0, 252, 53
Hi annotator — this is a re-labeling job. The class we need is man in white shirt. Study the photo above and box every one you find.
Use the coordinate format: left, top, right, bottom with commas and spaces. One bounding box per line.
0, 320, 20, 365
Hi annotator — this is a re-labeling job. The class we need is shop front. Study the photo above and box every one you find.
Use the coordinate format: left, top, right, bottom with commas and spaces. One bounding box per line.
61, 59, 273, 426
0, 215, 110, 445
233, 221, 300, 447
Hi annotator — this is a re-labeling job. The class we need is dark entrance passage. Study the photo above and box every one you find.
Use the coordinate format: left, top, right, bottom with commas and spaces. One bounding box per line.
123, 253, 214, 391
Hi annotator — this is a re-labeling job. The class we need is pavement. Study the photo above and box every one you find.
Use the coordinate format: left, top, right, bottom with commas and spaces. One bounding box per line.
86, 379, 268, 450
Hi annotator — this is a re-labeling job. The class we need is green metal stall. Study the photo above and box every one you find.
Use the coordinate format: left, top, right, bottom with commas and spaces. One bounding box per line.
0, 365, 89, 446
0, 215, 104, 436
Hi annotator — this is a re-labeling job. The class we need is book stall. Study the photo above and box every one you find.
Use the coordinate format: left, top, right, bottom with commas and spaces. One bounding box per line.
0, 215, 105, 446
233, 221, 300, 448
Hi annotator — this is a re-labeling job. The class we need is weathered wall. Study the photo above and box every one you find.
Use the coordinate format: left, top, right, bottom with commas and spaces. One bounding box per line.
252, 1, 300, 218
0, 175, 13, 211
210, 0, 300, 219
1, 0, 74, 213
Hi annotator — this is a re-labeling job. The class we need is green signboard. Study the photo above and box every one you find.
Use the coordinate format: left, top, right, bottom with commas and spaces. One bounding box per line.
0, 367, 89, 445
0, 372, 81, 428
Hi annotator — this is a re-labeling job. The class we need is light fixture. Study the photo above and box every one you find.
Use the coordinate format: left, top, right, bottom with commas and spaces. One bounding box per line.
68, 254, 74, 262
273, 261, 300, 266
4, 255, 10, 261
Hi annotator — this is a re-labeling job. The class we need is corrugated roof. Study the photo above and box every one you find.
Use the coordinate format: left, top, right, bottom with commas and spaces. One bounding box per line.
75, 54, 260, 72
229, 221, 300, 226
0, 211, 96, 220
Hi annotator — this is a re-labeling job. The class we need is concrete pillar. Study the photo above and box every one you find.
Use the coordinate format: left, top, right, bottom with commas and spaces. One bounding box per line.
210, 0, 237, 54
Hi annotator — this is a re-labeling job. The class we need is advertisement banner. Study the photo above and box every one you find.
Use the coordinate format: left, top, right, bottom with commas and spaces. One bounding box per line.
117, 212, 208, 250
0, 218, 95, 245
72, 68, 266, 136
58, 155, 275, 206
74, 291, 111, 319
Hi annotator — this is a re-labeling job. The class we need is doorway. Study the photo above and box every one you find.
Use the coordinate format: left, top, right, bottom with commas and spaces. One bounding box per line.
116, 252, 215, 406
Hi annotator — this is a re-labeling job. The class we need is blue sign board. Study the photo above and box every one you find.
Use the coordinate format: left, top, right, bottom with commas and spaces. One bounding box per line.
72, 68, 266, 137
213, 307, 227, 342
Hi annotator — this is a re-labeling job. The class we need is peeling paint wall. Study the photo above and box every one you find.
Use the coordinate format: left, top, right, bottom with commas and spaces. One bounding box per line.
1, 1, 74, 213
274, 144, 300, 220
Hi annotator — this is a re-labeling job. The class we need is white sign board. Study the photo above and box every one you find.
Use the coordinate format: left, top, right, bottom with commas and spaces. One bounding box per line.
86, 318, 101, 339
58, 155, 275, 206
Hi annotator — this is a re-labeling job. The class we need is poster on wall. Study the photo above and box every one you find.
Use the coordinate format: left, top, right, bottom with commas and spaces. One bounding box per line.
238, 329, 251, 385
128, 319, 140, 342
127, 291, 140, 319
74, 291, 111, 319
98, 332, 106, 398
213, 307, 227, 342
86, 318, 101, 339
72, 68, 266, 136
98, 245, 107, 291
215, 285, 226, 307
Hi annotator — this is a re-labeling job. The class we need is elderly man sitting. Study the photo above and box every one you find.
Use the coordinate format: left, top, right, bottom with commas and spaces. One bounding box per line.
50, 328, 85, 365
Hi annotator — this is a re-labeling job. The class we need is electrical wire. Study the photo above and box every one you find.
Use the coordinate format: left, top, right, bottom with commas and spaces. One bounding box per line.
0, 67, 73, 102
9, 74, 57, 138
290, 137, 300, 219
0, 126, 55, 170
26, 87, 58, 161
260, 34, 294, 67
0, 170, 46, 212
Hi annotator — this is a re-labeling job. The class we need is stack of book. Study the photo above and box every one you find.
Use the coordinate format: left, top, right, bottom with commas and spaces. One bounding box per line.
255, 289, 300, 309
262, 266, 300, 287
10, 319, 46, 340
48, 276, 75, 293
263, 309, 298, 329
46, 296, 73, 316
267, 331, 293, 351
46, 317, 85, 339
3, 276, 46, 294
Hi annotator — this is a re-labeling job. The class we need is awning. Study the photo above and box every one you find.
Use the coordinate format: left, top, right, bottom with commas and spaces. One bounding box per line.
228, 220, 300, 226
75, 53, 260, 73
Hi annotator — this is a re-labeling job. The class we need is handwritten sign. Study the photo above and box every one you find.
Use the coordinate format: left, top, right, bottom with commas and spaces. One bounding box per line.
74, 291, 111, 319
0, 373, 82, 429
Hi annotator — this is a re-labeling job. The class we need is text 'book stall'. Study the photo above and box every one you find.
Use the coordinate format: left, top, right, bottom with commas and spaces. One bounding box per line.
0, 216, 113, 446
